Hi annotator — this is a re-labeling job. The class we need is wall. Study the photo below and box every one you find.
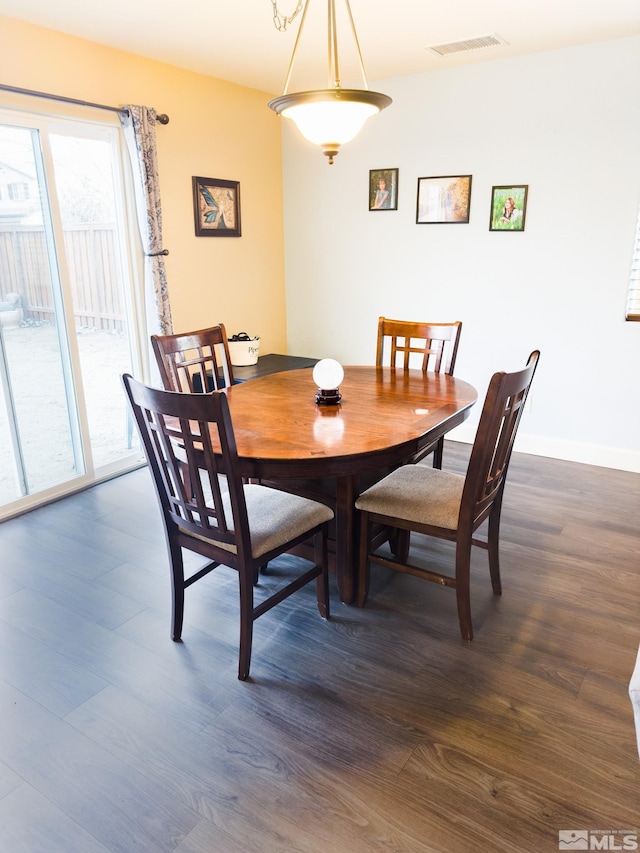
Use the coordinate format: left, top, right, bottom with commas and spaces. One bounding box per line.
1, 19, 638, 471
0, 15, 287, 352
282, 36, 640, 472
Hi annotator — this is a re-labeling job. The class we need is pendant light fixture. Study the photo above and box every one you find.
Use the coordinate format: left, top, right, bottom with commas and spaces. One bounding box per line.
268, 0, 392, 164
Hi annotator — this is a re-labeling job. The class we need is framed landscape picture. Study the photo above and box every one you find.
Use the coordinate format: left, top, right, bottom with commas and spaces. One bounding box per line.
416, 175, 472, 224
489, 185, 528, 231
369, 168, 398, 211
193, 176, 241, 237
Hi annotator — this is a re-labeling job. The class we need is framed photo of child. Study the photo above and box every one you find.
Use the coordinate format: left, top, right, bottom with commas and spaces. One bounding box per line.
489, 185, 528, 231
369, 168, 398, 211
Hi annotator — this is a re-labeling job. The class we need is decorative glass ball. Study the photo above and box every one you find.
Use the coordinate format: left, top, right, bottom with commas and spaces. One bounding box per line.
312, 358, 344, 390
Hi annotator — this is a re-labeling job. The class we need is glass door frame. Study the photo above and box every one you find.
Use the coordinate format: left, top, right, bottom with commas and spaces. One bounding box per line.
0, 100, 147, 521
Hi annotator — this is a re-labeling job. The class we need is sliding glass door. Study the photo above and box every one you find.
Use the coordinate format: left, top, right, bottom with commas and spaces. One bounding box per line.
0, 109, 144, 518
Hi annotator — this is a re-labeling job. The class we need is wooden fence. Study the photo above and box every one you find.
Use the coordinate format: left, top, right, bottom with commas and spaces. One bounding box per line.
0, 224, 126, 332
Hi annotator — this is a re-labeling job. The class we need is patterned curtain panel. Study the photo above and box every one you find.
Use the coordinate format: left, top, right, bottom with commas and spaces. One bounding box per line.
120, 105, 173, 336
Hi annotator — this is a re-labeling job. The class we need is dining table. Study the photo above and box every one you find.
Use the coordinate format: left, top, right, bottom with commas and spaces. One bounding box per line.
222, 364, 477, 605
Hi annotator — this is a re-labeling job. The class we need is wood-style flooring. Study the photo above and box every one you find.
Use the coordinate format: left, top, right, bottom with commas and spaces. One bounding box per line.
0, 442, 638, 852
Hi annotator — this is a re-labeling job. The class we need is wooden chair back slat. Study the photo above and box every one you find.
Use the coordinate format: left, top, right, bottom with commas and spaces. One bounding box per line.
151, 324, 234, 392
377, 317, 462, 375
376, 316, 463, 467
123, 376, 248, 555
462, 352, 539, 528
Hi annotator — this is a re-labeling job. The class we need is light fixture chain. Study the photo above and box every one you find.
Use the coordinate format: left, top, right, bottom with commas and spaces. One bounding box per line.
272, 0, 305, 32
267, 0, 392, 164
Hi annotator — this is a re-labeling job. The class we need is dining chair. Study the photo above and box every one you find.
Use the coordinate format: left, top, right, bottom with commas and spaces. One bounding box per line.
376, 316, 462, 467
122, 374, 333, 680
151, 324, 234, 393
356, 350, 539, 642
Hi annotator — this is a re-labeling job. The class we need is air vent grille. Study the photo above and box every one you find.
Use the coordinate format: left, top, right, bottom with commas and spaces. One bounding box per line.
429, 34, 506, 57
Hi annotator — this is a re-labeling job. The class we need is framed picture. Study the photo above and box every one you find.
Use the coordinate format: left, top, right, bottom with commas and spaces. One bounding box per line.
489, 185, 528, 231
416, 175, 472, 224
193, 176, 241, 237
369, 168, 398, 211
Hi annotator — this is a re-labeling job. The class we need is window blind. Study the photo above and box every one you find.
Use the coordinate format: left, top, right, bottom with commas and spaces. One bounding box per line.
627, 209, 640, 320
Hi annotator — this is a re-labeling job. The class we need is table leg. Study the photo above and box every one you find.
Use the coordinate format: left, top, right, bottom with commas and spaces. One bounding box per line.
334, 474, 358, 604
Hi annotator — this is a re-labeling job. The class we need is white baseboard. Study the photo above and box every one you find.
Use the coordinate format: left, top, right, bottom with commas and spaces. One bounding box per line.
447, 425, 640, 474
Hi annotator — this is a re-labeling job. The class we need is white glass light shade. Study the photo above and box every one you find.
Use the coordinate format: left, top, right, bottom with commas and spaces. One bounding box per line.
313, 358, 344, 390
268, 89, 392, 162
279, 98, 378, 145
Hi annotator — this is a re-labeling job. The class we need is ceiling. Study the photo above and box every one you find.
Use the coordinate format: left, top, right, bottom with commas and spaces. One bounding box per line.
1, 0, 640, 95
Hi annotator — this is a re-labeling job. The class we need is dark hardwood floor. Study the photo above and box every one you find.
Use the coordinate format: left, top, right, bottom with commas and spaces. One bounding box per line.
0, 442, 638, 852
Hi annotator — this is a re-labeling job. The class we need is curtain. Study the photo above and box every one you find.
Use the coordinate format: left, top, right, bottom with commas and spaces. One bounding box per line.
120, 105, 173, 338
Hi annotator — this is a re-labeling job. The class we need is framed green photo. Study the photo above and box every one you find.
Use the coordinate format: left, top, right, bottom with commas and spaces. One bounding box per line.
489, 185, 528, 231
193, 176, 241, 237
369, 168, 398, 211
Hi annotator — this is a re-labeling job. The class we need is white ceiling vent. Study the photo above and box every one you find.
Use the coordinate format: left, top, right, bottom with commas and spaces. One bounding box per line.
428, 34, 507, 57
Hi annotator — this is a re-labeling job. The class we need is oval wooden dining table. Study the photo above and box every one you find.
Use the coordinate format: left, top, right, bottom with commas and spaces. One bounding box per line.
222, 365, 477, 604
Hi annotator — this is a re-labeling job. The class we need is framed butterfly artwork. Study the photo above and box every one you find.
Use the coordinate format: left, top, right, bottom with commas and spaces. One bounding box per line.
192, 176, 241, 237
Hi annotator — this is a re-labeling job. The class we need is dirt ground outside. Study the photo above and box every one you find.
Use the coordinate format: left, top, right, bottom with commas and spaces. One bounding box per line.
0, 321, 139, 507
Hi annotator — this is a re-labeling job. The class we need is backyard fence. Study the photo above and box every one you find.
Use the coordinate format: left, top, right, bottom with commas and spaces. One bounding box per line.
0, 223, 126, 332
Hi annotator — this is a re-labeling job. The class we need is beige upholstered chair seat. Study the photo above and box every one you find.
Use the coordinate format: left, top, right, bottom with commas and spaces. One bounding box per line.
182, 484, 333, 558
356, 466, 464, 531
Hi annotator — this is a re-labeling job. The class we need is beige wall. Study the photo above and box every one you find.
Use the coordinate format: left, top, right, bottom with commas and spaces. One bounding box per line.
0, 15, 288, 352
